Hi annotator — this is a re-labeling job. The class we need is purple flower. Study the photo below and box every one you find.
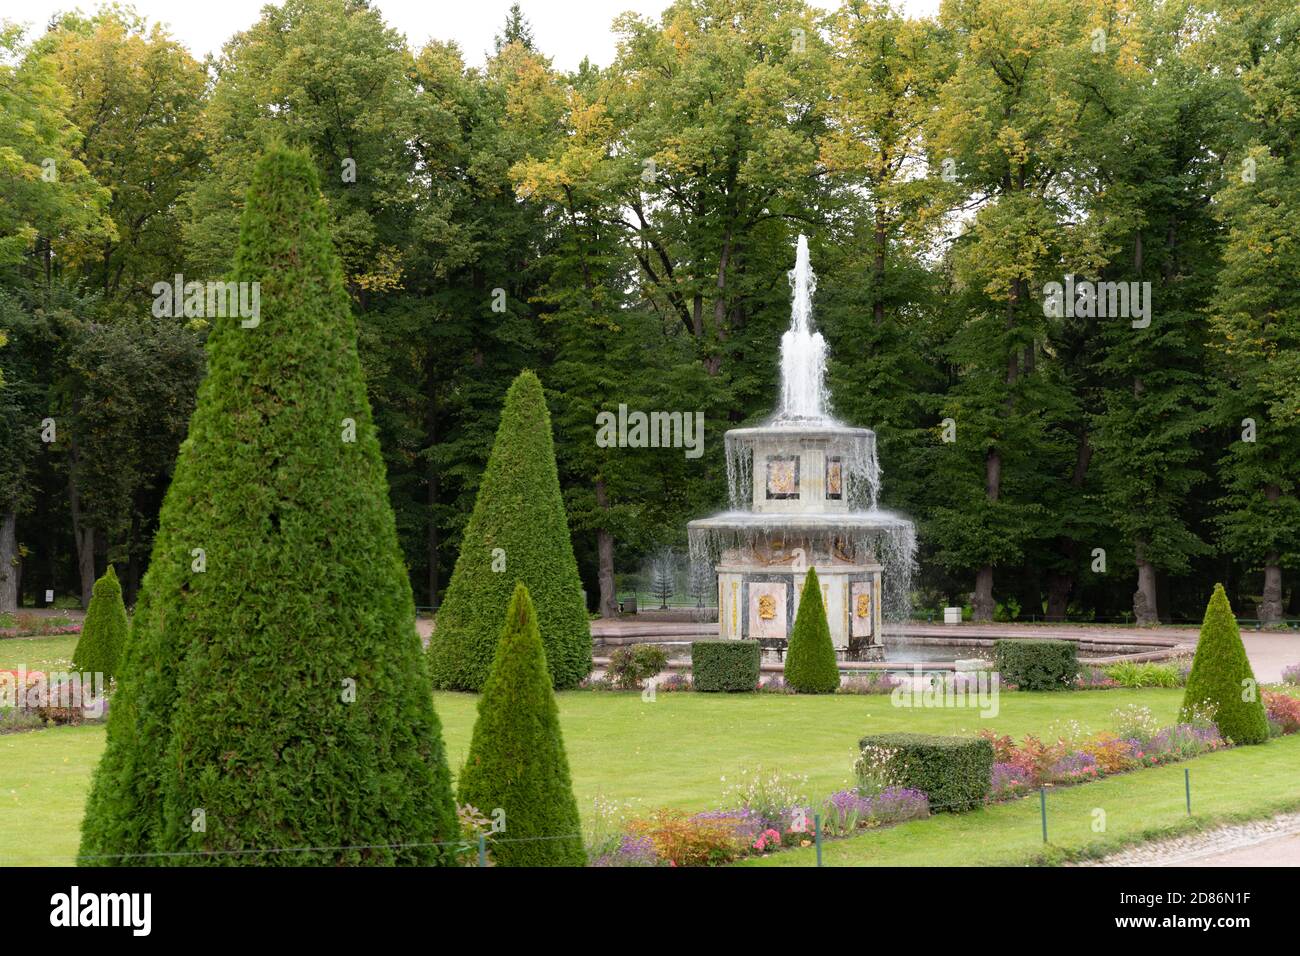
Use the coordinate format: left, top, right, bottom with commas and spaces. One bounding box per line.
592, 835, 658, 867
867, 787, 929, 823
990, 762, 1032, 796
1049, 751, 1097, 780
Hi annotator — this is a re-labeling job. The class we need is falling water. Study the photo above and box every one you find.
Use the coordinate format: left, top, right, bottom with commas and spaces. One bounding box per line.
687, 232, 918, 622
776, 235, 830, 423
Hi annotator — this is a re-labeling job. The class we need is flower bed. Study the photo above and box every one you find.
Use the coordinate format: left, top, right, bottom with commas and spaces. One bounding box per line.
1075, 657, 1192, 690
0, 612, 82, 638
979, 705, 1229, 790
1264, 691, 1300, 735
0, 669, 107, 729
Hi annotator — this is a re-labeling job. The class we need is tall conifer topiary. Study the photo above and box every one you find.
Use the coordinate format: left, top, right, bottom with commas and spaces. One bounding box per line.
72, 565, 127, 682
459, 582, 585, 866
79, 148, 457, 865
784, 567, 841, 693
1180, 584, 1269, 745
428, 370, 591, 690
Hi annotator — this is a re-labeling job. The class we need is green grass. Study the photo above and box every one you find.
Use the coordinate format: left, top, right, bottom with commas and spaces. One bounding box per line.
0, 634, 80, 672
1, 635, 1294, 867
743, 733, 1300, 866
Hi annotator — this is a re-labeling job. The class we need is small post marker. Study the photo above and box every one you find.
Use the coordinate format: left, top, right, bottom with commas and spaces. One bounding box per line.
1185, 768, 1191, 815
815, 812, 823, 867
478, 832, 487, 867
1040, 787, 1048, 843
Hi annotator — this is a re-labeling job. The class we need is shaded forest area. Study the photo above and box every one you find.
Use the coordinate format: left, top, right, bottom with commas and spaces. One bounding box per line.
1, 0, 1298, 624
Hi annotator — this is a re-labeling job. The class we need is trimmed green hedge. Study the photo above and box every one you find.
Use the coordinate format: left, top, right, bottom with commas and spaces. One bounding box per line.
1181, 584, 1269, 745
993, 639, 1078, 691
692, 640, 760, 692
857, 732, 993, 813
784, 567, 840, 693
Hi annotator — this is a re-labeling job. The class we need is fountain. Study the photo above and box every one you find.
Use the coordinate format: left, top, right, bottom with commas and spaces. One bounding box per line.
687, 235, 917, 660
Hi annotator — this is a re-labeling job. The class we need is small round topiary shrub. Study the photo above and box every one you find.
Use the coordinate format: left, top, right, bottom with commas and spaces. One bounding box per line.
1180, 584, 1269, 745
72, 566, 127, 682
783, 567, 840, 693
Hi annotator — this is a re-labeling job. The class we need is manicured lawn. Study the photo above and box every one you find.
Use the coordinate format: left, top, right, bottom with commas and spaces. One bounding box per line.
431, 687, 1187, 810
0, 634, 80, 672
2, 673, 1186, 866
2, 631, 1293, 867
743, 733, 1300, 867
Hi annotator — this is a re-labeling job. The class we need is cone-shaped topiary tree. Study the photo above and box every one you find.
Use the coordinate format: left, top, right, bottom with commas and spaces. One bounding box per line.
1180, 583, 1269, 745
79, 148, 458, 866
72, 565, 127, 683
459, 582, 586, 866
428, 369, 591, 691
784, 567, 841, 693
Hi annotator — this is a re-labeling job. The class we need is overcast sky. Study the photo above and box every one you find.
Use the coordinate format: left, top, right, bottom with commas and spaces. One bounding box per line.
9, 0, 943, 71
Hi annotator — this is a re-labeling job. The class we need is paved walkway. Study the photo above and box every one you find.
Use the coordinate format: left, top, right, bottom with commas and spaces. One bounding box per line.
588, 617, 1298, 679
16, 606, 1297, 680
1083, 811, 1300, 867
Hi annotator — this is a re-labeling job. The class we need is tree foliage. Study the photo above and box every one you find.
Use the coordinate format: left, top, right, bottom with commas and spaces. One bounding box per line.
78, 148, 458, 866
784, 566, 841, 693
428, 370, 591, 690
457, 582, 586, 867
71, 564, 126, 680
1180, 584, 1270, 745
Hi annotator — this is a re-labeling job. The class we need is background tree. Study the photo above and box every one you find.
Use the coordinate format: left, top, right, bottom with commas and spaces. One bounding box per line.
1205, 1, 1300, 624
922, 0, 1104, 620
37, 8, 207, 314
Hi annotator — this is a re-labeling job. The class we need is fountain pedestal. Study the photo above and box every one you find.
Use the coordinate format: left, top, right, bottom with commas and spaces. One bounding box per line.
716, 557, 883, 660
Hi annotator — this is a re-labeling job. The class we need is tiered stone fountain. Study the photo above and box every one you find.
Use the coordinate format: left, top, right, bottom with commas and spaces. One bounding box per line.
688, 235, 916, 660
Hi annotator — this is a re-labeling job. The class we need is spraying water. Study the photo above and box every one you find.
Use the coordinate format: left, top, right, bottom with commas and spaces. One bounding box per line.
776, 235, 830, 423
687, 233, 918, 634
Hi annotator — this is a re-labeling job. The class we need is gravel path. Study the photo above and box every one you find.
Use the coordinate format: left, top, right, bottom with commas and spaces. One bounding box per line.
1080, 811, 1300, 867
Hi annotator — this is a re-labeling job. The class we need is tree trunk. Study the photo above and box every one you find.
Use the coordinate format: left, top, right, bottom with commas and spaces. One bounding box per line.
873, 211, 886, 326
1259, 555, 1283, 626
1046, 570, 1073, 622
1046, 431, 1092, 622
972, 565, 995, 622
1259, 483, 1283, 625
125, 509, 141, 608
69, 501, 97, 609
0, 511, 18, 613
1133, 540, 1158, 626
594, 478, 618, 619
425, 369, 441, 610
971, 446, 1002, 622
68, 432, 98, 608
